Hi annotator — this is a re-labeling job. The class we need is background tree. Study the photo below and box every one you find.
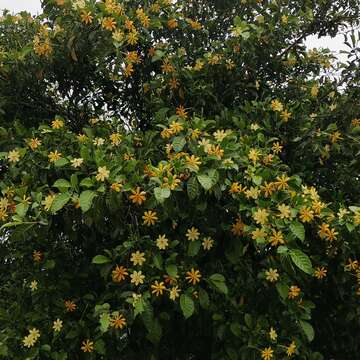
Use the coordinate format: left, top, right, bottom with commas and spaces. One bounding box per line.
0, 0, 359, 359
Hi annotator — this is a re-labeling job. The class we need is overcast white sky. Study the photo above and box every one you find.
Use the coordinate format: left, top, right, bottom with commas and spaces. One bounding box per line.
1, 0, 349, 61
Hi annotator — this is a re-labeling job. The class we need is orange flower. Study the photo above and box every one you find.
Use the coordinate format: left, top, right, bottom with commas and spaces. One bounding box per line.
185, 268, 201, 285
110, 313, 126, 329
64, 300, 76, 312
102, 17, 116, 31
112, 265, 128, 282
129, 187, 146, 205
176, 105, 188, 119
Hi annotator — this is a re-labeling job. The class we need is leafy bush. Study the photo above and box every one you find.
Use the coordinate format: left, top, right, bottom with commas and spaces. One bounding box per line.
0, 0, 360, 359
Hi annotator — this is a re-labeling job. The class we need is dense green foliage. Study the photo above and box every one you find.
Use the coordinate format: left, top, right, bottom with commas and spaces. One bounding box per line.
0, 0, 360, 359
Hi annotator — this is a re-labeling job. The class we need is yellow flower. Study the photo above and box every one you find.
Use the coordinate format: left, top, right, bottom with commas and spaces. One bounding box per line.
299, 206, 314, 223
231, 219, 244, 236
48, 150, 62, 163
42, 194, 56, 211
345, 258, 358, 271
288, 285, 301, 299
71, 158, 83, 168
248, 148, 260, 163
110, 313, 126, 329
0, 209, 8, 221
185, 268, 201, 285
22, 335, 36, 348
110, 133, 122, 145
253, 208, 269, 225
76, 134, 87, 143
130, 270, 145, 286
271, 99, 283, 112
110, 182, 122, 192
51, 118, 64, 129
269, 230, 285, 247
186, 227, 200, 241
113, 29, 124, 42
213, 129, 230, 142
272, 142, 283, 154
33, 250, 43, 262
354, 211, 360, 226
169, 121, 184, 134
151, 280, 166, 296
64, 300, 76, 312
127, 30, 139, 45
310, 84, 319, 98
28, 328, 40, 341
96, 166, 110, 182
29, 280, 38, 291
265, 268, 279, 282
261, 347, 274, 360
261, 182, 275, 198
208, 144, 224, 159
202, 237, 214, 250
229, 182, 242, 194
8, 149, 20, 163
245, 187, 260, 199
53, 319, 63, 332
286, 341, 296, 356
277, 204, 291, 219
156, 234, 169, 250
28, 138, 41, 150
81, 339, 94, 353
169, 286, 181, 300
314, 266, 327, 279
329, 131, 343, 144
280, 109, 292, 122
269, 327, 277, 341
251, 228, 267, 240
102, 17, 116, 31
80, 11, 93, 24
176, 105, 188, 119
186, 155, 201, 171
130, 251, 146, 266
275, 174, 290, 190
129, 187, 146, 205
142, 210, 158, 226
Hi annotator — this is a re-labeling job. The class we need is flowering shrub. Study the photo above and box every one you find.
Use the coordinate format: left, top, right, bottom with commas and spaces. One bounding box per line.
0, 0, 360, 359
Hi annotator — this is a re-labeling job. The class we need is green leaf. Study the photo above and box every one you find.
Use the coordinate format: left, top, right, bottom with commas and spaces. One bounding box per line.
54, 158, 69, 167
276, 282, 288, 300
187, 176, 199, 199
94, 339, 106, 355
99, 313, 110, 333
53, 179, 72, 189
92, 255, 111, 264
197, 174, 213, 190
153, 253, 163, 270
165, 264, 178, 277
154, 187, 170, 203
180, 294, 194, 319
290, 221, 305, 241
198, 288, 210, 309
290, 249, 313, 275
79, 190, 97, 212
80, 177, 94, 188
230, 322, 242, 337
299, 320, 315, 342
188, 240, 201, 257
70, 174, 78, 189
44, 259, 55, 270
51, 193, 71, 213
172, 136, 186, 152
15, 203, 28, 218
209, 273, 228, 295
